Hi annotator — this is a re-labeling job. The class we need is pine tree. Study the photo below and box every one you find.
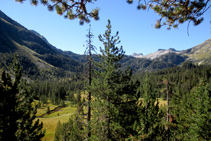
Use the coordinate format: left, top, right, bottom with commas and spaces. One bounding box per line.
54, 25, 98, 140
190, 81, 211, 140
90, 19, 139, 140
0, 55, 45, 140
54, 115, 85, 141
54, 120, 62, 141
0, 71, 17, 140
84, 24, 96, 139
168, 82, 192, 140
46, 106, 50, 113
134, 75, 165, 140
16, 0, 210, 28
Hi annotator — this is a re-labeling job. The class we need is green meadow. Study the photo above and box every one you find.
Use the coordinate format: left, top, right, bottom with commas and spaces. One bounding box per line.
36, 98, 167, 140
36, 101, 78, 141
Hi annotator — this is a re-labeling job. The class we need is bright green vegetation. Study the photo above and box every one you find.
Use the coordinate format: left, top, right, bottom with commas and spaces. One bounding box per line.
32, 60, 211, 141
1, 12, 211, 140
37, 98, 167, 140
36, 101, 80, 141
38, 99, 167, 141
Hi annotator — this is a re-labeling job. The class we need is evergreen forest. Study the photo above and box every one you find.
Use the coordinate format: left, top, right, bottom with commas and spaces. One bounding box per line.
0, 20, 211, 141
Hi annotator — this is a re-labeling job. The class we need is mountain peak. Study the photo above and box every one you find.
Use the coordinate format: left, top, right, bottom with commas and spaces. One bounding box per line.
157, 48, 177, 52
168, 48, 177, 51
131, 53, 144, 58
157, 49, 165, 51
132, 48, 180, 59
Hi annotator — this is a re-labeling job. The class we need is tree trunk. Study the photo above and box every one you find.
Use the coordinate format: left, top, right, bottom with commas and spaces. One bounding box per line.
87, 27, 92, 139
166, 81, 170, 141
107, 96, 110, 140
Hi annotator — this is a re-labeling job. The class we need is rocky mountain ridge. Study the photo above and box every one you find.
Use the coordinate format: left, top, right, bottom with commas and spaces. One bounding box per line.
181, 38, 211, 64
0, 10, 211, 79
131, 38, 211, 66
132, 48, 181, 59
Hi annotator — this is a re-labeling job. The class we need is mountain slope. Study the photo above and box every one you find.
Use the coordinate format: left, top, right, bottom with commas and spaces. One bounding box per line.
0, 9, 211, 78
145, 48, 180, 60
181, 38, 211, 64
0, 10, 81, 79
131, 38, 211, 66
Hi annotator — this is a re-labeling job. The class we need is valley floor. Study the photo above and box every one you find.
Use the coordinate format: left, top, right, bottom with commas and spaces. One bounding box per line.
36, 99, 167, 141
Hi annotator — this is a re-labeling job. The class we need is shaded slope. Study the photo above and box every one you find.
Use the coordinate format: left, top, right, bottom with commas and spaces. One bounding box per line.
0, 10, 81, 79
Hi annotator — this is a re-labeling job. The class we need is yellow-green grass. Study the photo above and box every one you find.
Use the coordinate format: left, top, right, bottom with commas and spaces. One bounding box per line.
38, 113, 72, 141
35, 92, 90, 140
76, 90, 88, 98
36, 101, 86, 141
36, 105, 58, 117
35, 100, 58, 117
157, 98, 167, 107
36, 97, 166, 140
42, 104, 77, 118
139, 98, 167, 107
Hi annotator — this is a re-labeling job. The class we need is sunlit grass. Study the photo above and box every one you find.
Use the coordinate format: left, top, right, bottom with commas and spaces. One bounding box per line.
139, 98, 167, 107
35, 101, 58, 117
38, 114, 72, 141
157, 98, 167, 107
42, 104, 77, 118
36, 101, 86, 141
36, 96, 166, 140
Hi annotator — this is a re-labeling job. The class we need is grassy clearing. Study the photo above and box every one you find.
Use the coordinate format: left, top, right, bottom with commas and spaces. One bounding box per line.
42, 103, 78, 118
36, 101, 78, 141
36, 103, 58, 117
36, 97, 166, 141
35, 91, 89, 141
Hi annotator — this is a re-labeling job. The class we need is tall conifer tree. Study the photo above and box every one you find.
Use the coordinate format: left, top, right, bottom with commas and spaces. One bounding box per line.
90, 20, 139, 140
134, 75, 165, 140
0, 55, 45, 140
84, 25, 96, 139
190, 82, 211, 140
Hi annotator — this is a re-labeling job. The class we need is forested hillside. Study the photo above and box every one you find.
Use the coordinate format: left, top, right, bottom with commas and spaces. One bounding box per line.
0, 9, 211, 141
0, 10, 81, 79
27, 20, 211, 141
1, 9, 211, 79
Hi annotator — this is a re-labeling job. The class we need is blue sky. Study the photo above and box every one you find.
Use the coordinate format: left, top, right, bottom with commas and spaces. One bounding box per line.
0, 0, 211, 55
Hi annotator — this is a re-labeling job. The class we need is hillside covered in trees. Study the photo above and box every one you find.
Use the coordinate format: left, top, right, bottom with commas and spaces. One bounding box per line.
0, 2, 211, 140
1, 10, 211, 80
1, 18, 211, 140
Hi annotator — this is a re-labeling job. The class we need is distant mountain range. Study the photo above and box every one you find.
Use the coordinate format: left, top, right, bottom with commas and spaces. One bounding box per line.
131, 48, 180, 59
131, 38, 211, 66
0, 10, 211, 79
